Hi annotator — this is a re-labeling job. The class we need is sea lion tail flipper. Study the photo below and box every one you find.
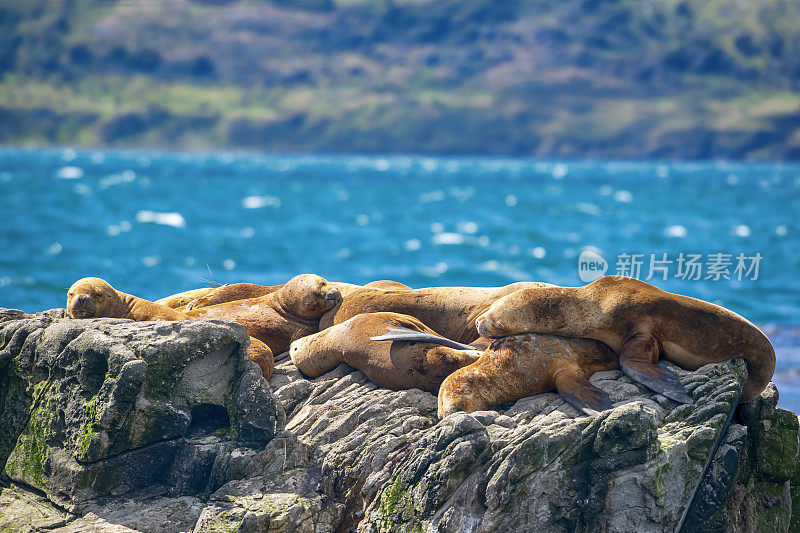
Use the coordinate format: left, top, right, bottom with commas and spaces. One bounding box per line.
554, 368, 613, 415
370, 326, 477, 351
619, 338, 693, 404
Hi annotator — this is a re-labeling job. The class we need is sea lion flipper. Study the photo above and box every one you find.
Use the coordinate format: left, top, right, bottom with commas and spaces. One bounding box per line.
554, 369, 613, 415
370, 326, 477, 351
619, 353, 693, 404
247, 337, 274, 380
617, 333, 693, 404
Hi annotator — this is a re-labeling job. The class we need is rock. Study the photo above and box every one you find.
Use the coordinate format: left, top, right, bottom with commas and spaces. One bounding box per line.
592, 401, 659, 470
1, 307, 799, 531
198, 356, 749, 532
0, 309, 282, 513
739, 382, 780, 425
751, 408, 800, 483
0, 484, 74, 532
681, 423, 748, 531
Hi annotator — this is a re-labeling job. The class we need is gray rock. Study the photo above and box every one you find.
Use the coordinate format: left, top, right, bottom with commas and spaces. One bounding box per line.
0, 309, 282, 512
195, 357, 755, 532
2, 308, 799, 532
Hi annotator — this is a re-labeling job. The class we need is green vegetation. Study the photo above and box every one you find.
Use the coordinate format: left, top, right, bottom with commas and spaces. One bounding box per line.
376, 476, 425, 532
652, 461, 673, 500
78, 394, 98, 459
1, 0, 799, 158
7, 381, 55, 490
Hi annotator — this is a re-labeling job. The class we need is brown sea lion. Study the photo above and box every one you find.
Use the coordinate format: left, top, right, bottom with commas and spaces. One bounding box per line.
319, 282, 554, 343
155, 287, 219, 310
185, 282, 284, 310
182, 274, 341, 355
289, 312, 482, 393
66, 277, 275, 379
437, 333, 618, 418
185, 279, 410, 310
364, 280, 412, 290
475, 276, 776, 404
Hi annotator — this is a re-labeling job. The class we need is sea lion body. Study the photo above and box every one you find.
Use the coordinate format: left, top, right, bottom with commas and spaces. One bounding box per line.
66, 277, 275, 379
68, 278, 188, 322
438, 333, 618, 418
363, 280, 412, 290
476, 276, 775, 403
290, 312, 481, 393
180, 274, 341, 354
186, 283, 285, 310
155, 287, 218, 310
321, 282, 553, 343
186, 280, 409, 310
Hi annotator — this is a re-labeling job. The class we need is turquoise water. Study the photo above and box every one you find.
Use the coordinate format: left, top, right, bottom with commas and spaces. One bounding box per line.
1, 147, 799, 406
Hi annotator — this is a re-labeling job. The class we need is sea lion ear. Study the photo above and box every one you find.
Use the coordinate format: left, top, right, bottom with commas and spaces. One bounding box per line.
619, 335, 693, 404
554, 366, 613, 415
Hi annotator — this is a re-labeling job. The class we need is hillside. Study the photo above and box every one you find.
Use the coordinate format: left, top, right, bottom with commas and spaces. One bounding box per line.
1, 0, 800, 159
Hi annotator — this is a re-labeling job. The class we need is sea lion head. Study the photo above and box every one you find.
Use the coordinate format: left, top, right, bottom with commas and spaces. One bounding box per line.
288, 328, 337, 378
288, 335, 312, 366
282, 274, 342, 318
66, 277, 124, 319
437, 369, 489, 418
475, 286, 590, 338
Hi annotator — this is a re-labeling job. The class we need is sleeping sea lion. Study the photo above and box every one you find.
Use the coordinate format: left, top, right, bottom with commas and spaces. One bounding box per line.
319, 282, 554, 343
182, 274, 341, 355
185, 282, 284, 310
475, 276, 775, 403
155, 287, 219, 310
364, 280, 413, 290
185, 279, 410, 310
289, 312, 482, 393
66, 277, 275, 379
437, 333, 618, 418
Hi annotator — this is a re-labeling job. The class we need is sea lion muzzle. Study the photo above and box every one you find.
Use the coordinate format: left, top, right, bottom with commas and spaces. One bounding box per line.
324, 288, 342, 305
69, 294, 96, 318
475, 315, 505, 338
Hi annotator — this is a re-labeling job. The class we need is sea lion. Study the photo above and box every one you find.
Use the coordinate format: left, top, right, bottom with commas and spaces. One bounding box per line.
475, 276, 776, 404
155, 287, 219, 310
68, 277, 190, 322
66, 277, 275, 379
185, 282, 284, 310
182, 274, 341, 354
319, 282, 554, 343
437, 333, 618, 418
185, 280, 410, 310
289, 312, 482, 393
364, 280, 412, 290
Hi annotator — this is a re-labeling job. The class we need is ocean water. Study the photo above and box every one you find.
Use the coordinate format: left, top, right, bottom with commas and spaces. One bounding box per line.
1, 147, 799, 408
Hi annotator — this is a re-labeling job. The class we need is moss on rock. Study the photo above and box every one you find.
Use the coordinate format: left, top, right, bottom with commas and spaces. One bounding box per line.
77, 394, 98, 459
5, 381, 57, 490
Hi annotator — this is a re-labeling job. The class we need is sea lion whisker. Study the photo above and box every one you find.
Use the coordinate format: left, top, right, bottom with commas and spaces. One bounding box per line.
199, 264, 224, 287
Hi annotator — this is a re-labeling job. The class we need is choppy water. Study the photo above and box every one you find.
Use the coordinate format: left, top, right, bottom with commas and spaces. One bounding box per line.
1, 147, 798, 408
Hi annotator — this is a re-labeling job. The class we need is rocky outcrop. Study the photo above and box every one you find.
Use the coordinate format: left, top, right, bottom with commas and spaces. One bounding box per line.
0, 308, 282, 515
0, 308, 798, 532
